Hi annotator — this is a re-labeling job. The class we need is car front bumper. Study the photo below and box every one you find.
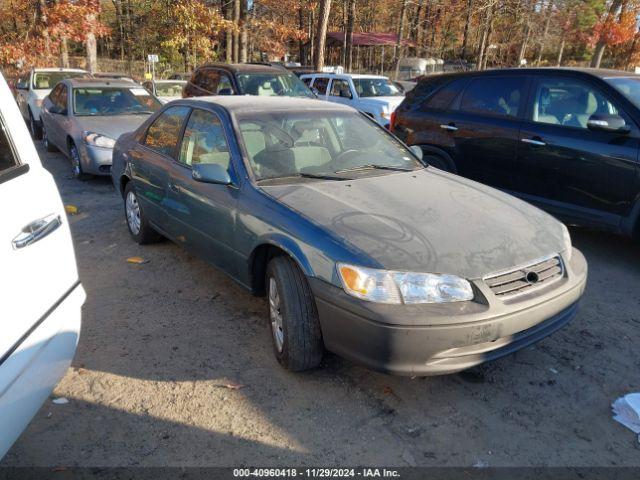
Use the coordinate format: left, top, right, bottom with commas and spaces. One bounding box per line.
310, 248, 588, 376
79, 143, 113, 176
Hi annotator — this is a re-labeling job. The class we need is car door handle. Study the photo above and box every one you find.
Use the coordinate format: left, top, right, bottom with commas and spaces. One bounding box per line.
521, 137, 546, 146
440, 124, 458, 132
12, 214, 62, 250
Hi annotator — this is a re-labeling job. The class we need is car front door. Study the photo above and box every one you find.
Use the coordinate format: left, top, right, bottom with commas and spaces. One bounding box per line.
328, 78, 354, 107
516, 74, 638, 227
443, 74, 529, 191
166, 107, 240, 275
130, 105, 191, 233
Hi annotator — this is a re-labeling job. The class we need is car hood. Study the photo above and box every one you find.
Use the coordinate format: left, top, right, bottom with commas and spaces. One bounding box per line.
262, 169, 566, 279
358, 96, 404, 111
74, 114, 151, 140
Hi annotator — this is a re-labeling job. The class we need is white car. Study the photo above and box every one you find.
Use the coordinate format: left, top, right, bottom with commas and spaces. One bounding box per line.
142, 79, 187, 103
300, 73, 405, 128
14, 68, 88, 139
0, 72, 84, 458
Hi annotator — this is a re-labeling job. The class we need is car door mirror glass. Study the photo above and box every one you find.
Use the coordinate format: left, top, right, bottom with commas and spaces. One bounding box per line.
587, 114, 630, 133
409, 145, 423, 160
192, 163, 232, 185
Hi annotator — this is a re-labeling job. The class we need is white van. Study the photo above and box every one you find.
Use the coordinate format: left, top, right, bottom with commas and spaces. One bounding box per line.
0, 72, 84, 458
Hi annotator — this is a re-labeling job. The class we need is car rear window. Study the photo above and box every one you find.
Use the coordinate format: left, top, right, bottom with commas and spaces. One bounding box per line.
423, 77, 469, 110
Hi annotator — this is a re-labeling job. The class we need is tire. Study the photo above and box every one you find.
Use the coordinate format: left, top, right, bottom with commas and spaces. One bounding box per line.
69, 142, 91, 180
266, 256, 323, 371
29, 110, 42, 140
424, 153, 452, 172
123, 181, 162, 244
42, 124, 57, 152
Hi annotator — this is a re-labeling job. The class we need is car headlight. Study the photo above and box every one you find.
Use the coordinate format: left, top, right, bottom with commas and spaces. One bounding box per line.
561, 223, 572, 262
337, 263, 474, 304
83, 131, 116, 149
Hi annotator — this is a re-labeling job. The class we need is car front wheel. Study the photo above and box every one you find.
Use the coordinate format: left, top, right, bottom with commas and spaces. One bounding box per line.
69, 142, 91, 180
266, 256, 323, 371
124, 181, 161, 244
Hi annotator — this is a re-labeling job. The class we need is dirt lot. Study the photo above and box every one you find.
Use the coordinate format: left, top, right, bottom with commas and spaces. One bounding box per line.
3, 145, 640, 467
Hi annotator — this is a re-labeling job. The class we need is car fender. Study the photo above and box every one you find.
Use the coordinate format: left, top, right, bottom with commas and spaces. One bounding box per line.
250, 233, 314, 278
414, 144, 458, 173
621, 192, 640, 237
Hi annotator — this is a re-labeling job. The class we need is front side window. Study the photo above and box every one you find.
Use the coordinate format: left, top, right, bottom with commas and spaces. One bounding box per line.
74, 87, 162, 116
459, 76, 526, 118
330, 79, 352, 98
533, 77, 620, 129
353, 78, 403, 97
32, 71, 86, 90
236, 73, 314, 98
144, 106, 190, 157
179, 109, 230, 168
195, 69, 220, 94
237, 110, 422, 182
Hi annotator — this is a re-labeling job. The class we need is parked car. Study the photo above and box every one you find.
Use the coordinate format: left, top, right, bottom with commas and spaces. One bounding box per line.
142, 79, 187, 103
111, 96, 587, 376
14, 68, 89, 139
300, 73, 404, 128
183, 63, 315, 99
0, 72, 84, 458
392, 68, 640, 239
40, 78, 162, 179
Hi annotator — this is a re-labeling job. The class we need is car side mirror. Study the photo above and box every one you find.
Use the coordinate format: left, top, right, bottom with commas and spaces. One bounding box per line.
409, 145, 423, 161
587, 114, 630, 133
218, 88, 233, 96
192, 163, 232, 185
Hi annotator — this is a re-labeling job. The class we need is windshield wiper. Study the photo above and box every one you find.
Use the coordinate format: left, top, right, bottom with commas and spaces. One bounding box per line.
335, 164, 414, 174
260, 172, 350, 182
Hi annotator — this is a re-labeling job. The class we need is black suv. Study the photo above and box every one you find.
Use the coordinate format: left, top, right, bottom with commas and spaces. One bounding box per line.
393, 68, 640, 239
183, 63, 314, 98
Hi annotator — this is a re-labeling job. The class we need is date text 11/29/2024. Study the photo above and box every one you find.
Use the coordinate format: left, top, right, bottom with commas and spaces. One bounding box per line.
233, 468, 401, 478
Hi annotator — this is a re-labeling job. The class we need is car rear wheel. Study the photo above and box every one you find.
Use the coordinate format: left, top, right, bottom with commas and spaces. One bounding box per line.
42, 125, 57, 152
266, 256, 323, 371
124, 181, 162, 244
29, 110, 42, 140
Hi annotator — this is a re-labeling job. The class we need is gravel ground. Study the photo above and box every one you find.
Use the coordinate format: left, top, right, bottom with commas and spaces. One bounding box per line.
3, 145, 640, 467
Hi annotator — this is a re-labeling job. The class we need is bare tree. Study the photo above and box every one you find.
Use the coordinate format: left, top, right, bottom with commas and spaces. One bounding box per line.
86, 13, 98, 73
393, 0, 408, 80
461, 0, 473, 59
314, 0, 332, 71
239, 0, 248, 63
345, 0, 355, 71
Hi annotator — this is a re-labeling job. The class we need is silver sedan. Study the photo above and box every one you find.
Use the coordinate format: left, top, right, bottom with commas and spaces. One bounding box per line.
40, 78, 162, 179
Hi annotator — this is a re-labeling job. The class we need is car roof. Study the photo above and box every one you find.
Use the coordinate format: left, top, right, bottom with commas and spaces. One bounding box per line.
302, 72, 389, 80
32, 68, 87, 73
66, 78, 140, 88
417, 67, 640, 83
178, 96, 354, 114
196, 63, 289, 74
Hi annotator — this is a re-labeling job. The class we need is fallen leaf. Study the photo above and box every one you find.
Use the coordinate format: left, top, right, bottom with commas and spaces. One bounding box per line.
127, 256, 149, 264
64, 205, 78, 215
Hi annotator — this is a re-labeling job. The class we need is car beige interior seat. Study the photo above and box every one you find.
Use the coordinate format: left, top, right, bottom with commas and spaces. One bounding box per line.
35, 78, 50, 89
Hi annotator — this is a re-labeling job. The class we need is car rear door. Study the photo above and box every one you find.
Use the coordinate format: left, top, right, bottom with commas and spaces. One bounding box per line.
131, 105, 191, 233
443, 74, 530, 191
0, 74, 81, 456
516, 73, 638, 227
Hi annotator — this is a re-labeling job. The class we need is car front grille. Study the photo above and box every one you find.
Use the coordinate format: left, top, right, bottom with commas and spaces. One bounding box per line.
484, 255, 564, 298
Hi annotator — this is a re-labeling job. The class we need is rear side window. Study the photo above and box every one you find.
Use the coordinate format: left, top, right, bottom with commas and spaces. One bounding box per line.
193, 68, 220, 94
459, 76, 526, 118
312, 77, 329, 94
144, 106, 190, 157
423, 78, 468, 110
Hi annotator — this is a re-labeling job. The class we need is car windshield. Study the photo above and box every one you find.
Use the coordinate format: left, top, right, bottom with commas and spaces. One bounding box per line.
236, 73, 315, 98
155, 82, 185, 96
353, 78, 403, 97
237, 110, 423, 182
73, 87, 162, 116
605, 77, 640, 108
32, 71, 86, 90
